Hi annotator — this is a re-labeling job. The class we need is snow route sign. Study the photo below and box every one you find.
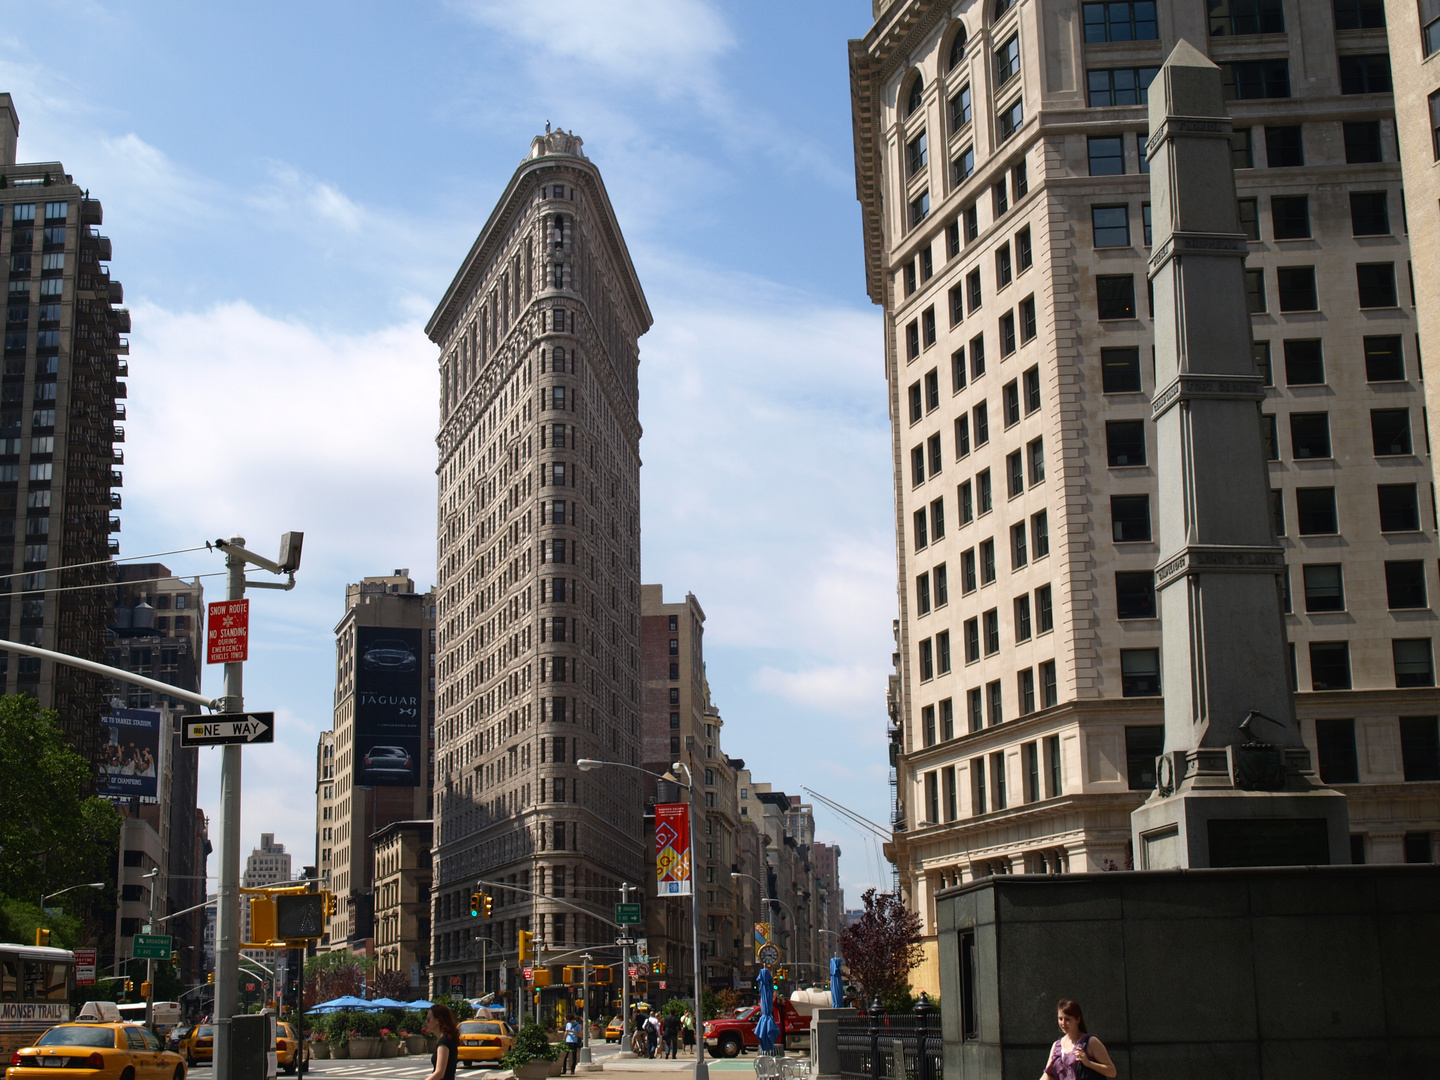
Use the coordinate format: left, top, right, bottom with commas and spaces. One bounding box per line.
207, 599, 250, 664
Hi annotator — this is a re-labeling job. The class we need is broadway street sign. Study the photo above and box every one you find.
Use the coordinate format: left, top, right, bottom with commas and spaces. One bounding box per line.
133, 934, 172, 960
180, 713, 274, 747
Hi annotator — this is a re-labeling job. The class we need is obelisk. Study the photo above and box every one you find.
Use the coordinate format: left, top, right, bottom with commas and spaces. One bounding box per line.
1130, 41, 1349, 869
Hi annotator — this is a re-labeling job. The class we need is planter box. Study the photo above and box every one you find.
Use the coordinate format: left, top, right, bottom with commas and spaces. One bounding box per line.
348, 1037, 383, 1058
310, 1043, 330, 1060
406, 1036, 428, 1055
380, 1039, 399, 1058
514, 1061, 564, 1080
328, 1043, 349, 1059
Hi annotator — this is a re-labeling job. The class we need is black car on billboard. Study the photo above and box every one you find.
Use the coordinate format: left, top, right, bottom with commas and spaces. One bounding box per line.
361, 638, 418, 672
361, 744, 415, 783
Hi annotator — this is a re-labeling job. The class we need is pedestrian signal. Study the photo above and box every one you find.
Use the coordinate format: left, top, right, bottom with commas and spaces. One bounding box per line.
517, 929, 533, 963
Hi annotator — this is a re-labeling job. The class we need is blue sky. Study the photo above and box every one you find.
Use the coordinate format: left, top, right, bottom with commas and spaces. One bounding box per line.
4, 1, 899, 899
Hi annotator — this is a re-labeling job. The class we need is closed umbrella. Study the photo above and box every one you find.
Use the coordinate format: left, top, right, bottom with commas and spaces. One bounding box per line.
754, 968, 778, 1054
829, 958, 844, 1009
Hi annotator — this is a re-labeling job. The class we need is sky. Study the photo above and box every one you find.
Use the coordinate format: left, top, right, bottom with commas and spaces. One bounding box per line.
3, 1, 900, 901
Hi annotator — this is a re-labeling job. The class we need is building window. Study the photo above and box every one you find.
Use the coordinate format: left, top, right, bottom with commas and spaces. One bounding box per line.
1404, 833, 1433, 863
953, 145, 976, 184
1210, 0, 1285, 34
1088, 136, 1125, 176
1096, 275, 1136, 319
987, 680, 1003, 726
1277, 266, 1317, 310
919, 638, 934, 681
907, 131, 928, 177
1083, 1, 1158, 41
1245, 268, 1267, 313
1315, 718, 1359, 783
1296, 487, 1338, 535
1222, 59, 1291, 99
999, 312, 1016, 357
964, 204, 979, 242
1019, 295, 1037, 343
922, 705, 936, 747
1036, 584, 1059, 633
1092, 205, 1130, 248
1232, 127, 1255, 168
906, 75, 924, 117
1019, 668, 1036, 715
1386, 561, 1428, 610
1338, 54, 1392, 95
962, 549, 977, 593
1125, 725, 1164, 789
1106, 420, 1146, 466
1101, 347, 1141, 393
950, 84, 973, 132
935, 562, 949, 606
1371, 409, 1413, 456
967, 269, 983, 312
980, 537, 996, 582
1342, 120, 1383, 164
1291, 413, 1331, 459
1309, 642, 1352, 691
993, 179, 1009, 220
964, 617, 980, 663
1032, 510, 1049, 558
1400, 717, 1440, 781
1237, 198, 1260, 240
1028, 438, 1045, 485
967, 688, 984, 732
997, 99, 1024, 142
910, 191, 931, 227
1395, 639, 1436, 687
1115, 571, 1156, 619
1363, 336, 1404, 381
994, 34, 1020, 86
1357, 263, 1397, 308
1284, 339, 1324, 385
1121, 648, 1161, 697
914, 508, 929, 549
1302, 564, 1344, 612
984, 608, 1000, 654
1265, 125, 1304, 167
1111, 494, 1151, 542
1431, 91, 1440, 159
1261, 414, 1279, 460
972, 757, 987, 815
1015, 593, 1033, 641
938, 630, 952, 674
1424, 0, 1440, 56
959, 478, 973, 520
916, 572, 932, 616
996, 243, 1013, 288
923, 306, 937, 347
1378, 484, 1420, 532
1086, 66, 1159, 107
1270, 195, 1309, 239
975, 405, 990, 450
1011, 520, 1028, 568
1350, 192, 1390, 236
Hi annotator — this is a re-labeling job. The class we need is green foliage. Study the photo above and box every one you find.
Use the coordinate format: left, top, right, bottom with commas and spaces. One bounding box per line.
0, 897, 83, 950
302, 950, 374, 1009
501, 1021, 560, 1069
433, 994, 475, 1021
402, 1009, 427, 1034
0, 696, 120, 911
879, 986, 914, 1015
660, 998, 688, 1020
701, 987, 739, 1021
349, 1011, 381, 1037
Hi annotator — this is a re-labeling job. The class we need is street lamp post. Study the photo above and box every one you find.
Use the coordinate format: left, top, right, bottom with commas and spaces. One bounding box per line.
40, 882, 104, 911
577, 758, 708, 1080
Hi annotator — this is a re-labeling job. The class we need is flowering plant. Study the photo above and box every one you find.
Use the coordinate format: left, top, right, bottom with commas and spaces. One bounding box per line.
380, 1028, 397, 1040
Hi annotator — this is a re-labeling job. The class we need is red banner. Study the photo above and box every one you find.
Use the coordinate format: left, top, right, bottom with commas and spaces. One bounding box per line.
654, 802, 692, 897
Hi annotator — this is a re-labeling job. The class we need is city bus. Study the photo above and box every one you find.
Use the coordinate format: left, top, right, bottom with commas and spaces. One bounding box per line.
0, 943, 75, 1055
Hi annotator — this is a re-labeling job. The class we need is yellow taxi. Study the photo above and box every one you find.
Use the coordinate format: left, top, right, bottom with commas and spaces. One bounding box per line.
456, 1019, 514, 1067
6, 1021, 186, 1080
183, 1025, 214, 1065
275, 1022, 308, 1076
605, 1018, 624, 1043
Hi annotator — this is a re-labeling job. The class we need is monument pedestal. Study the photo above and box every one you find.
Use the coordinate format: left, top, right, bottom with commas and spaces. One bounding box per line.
1133, 786, 1350, 870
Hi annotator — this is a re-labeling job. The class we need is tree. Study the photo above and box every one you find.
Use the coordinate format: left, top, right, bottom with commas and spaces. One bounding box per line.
369, 968, 412, 1001
0, 695, 120, 945
303, 950, 374, 1008
839, 888, 923, 1010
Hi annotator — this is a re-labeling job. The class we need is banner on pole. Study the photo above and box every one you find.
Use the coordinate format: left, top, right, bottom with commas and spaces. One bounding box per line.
654, 802, 692, 896
754, 922, 772, 963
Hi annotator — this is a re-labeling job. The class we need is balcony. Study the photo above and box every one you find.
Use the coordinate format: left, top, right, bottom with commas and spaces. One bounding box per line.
113, 338, 128, 356
108, 538, 119, 554
113, 403, 125, 420
115, 382, 126, 398
109, 493, 121, 509
115, 360, 127, 376
112, 425, 124, 443
106, 281, 122, 305
81, 201, 103, 227
110, 470, 122, 487
114, 309, 130, 333
112, 449, 123, 464
109, 517, 120, 533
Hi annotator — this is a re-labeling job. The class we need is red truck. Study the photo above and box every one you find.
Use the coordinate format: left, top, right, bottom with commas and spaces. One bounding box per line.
703, 1000, 811, 1058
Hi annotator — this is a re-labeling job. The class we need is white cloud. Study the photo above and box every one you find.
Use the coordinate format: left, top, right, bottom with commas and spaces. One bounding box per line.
752, 664, 886, 719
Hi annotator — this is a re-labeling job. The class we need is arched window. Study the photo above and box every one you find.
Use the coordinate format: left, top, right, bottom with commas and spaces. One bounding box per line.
553, 214, 565, 248
554, 346, 566, 373
906, 75, 924, 117
948, 25, 968, 68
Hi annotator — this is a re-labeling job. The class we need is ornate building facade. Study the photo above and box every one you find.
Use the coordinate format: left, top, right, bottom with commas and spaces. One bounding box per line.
427, 129, 651, 999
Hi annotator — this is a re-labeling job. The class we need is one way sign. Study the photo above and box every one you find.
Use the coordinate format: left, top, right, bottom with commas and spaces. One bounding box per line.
180, 712, 275, 747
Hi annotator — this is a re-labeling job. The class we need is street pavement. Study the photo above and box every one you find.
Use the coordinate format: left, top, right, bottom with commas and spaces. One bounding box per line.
183, 1048, 772, 1079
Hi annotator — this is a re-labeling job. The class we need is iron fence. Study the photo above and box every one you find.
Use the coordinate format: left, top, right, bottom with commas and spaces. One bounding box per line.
836, 996, 941, 1080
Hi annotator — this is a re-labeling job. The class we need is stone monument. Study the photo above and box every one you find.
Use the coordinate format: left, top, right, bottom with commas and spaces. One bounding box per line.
1130, 41, 1349, 868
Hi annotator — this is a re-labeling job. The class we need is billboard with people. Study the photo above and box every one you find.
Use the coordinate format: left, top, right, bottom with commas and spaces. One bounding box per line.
354, 625, 423, 786
99, 707, 162, 800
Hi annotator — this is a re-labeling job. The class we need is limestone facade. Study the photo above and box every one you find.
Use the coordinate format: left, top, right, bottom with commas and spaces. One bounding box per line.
426, 131, 651, 998
850, 0, 1440, 990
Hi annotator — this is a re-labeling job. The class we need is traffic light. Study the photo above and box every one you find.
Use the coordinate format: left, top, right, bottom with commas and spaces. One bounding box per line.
533, 992, 541, 1005
140, 982, 151, 999
171, 954, 180, 970
517, 929, 533, 963
563, 966, 583, 985
124, 980, 134, 994
776, 967, 789, 981
652, 961, 666, 975
207, 973, 215, 985
470, 891, 483, 918
249, 896, 277, 944
593, 968, 612, 985
482, 893, 493, 918
34, 929, 49, 947
533, 969, 552, 987
323, 891, 337, 919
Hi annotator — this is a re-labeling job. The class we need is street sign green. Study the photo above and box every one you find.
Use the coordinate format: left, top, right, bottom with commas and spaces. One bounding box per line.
614, 903, 642, 926
133, 934, 172, 960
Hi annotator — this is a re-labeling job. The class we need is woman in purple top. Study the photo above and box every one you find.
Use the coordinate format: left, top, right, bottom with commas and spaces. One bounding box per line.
1040, 999, 1116, 1080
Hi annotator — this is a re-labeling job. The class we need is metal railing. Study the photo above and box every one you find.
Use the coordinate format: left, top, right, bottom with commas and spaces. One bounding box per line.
837, 995, 941, 1080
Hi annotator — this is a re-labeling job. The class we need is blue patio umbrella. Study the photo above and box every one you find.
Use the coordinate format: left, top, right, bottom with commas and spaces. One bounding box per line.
829, 958, 844, 1009
368, 998, 408, 1009
754, 968, 779, 1054
308, 995, 373, 1013
408, 1000, 435, 1010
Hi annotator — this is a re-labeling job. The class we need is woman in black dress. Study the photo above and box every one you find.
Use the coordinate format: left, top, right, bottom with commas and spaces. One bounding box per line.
424, 1004, 460, 1080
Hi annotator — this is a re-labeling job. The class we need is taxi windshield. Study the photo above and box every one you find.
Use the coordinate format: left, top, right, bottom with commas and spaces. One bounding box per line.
36, 1027, 116, 1048
197, 1026, 216, 1037
459, 1022, 504, 1035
